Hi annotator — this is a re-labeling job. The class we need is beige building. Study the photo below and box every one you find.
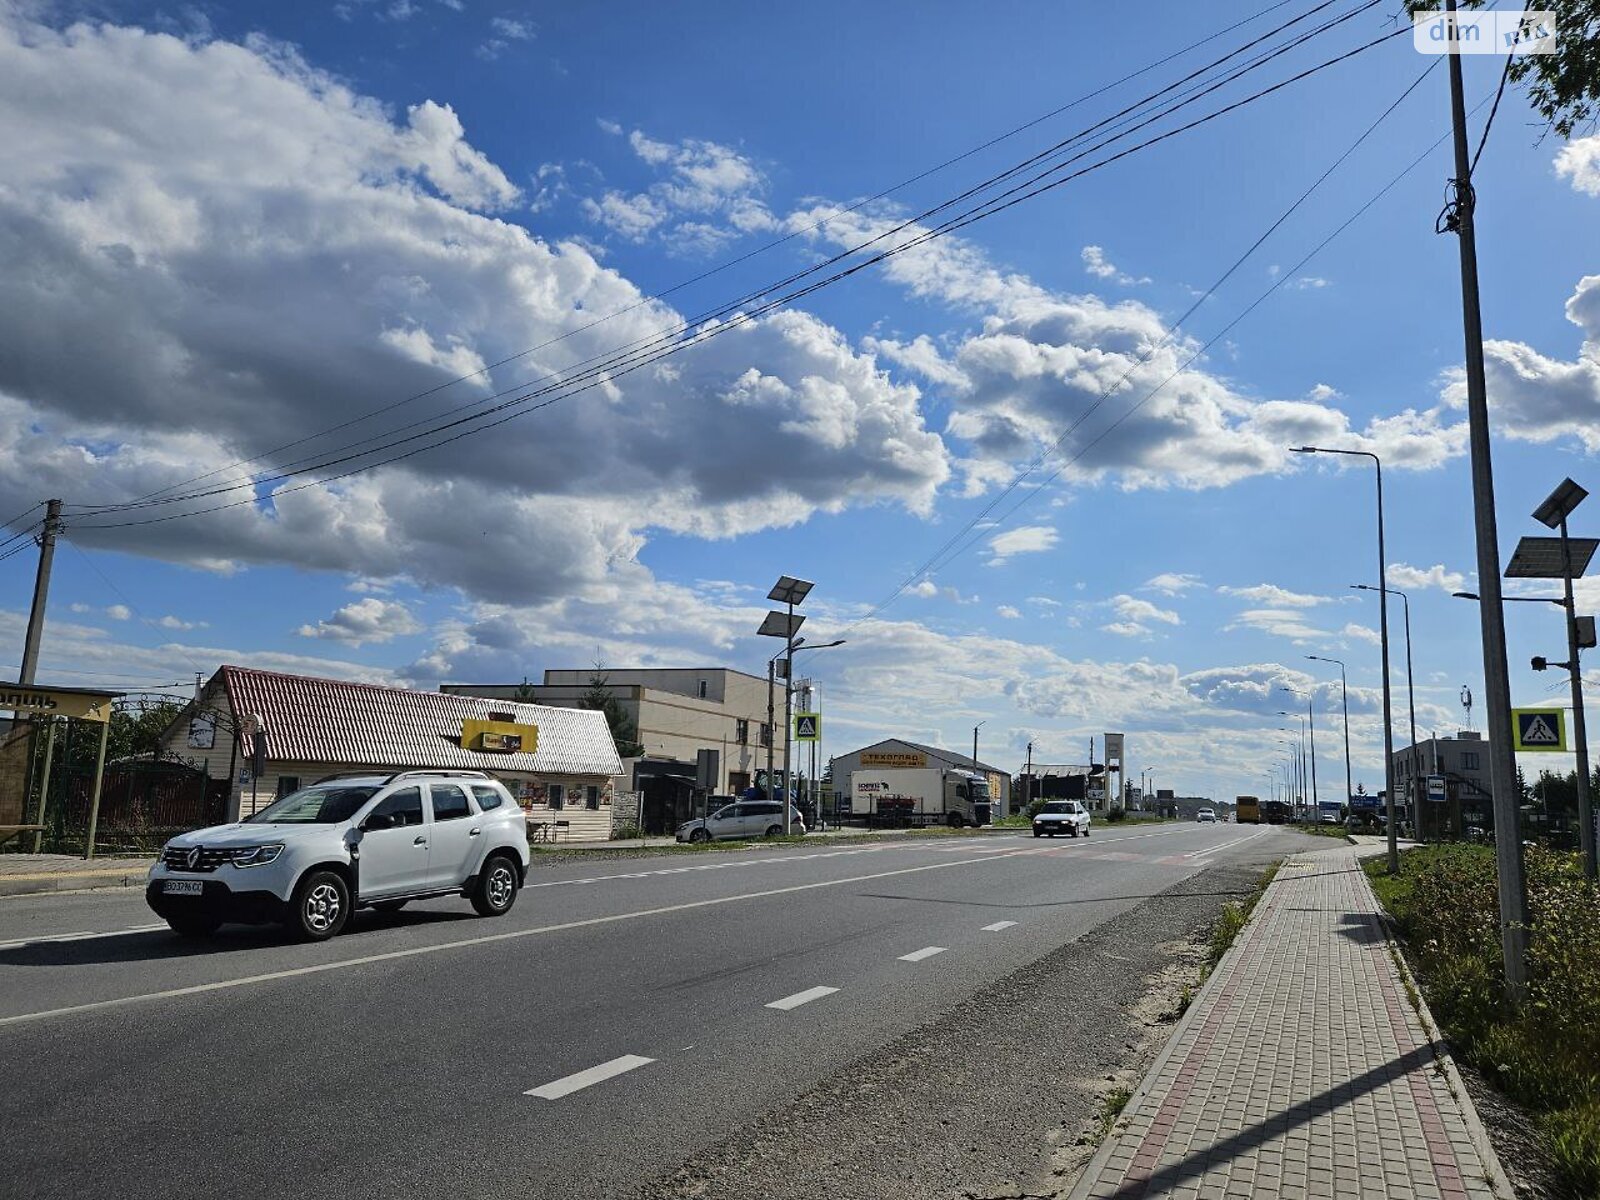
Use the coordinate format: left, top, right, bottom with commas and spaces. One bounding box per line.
446, 667, 789, 834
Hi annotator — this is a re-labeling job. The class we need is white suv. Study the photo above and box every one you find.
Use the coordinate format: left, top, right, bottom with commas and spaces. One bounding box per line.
1032, 800, 1092, 838
146, 770, 531, 941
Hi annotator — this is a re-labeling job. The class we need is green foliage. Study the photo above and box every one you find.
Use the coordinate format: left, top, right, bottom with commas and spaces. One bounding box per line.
609, 823, 644, 841
1026, 797, 1050, 818
1369, 844, 1600, 1193
1105, 806, 1127, 823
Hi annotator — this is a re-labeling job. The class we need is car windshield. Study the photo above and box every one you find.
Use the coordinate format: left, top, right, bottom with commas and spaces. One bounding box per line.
1042, 802, 1073, 814
246, 784, 379, 824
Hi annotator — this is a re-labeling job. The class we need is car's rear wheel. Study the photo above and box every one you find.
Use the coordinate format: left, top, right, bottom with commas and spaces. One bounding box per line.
373, 900, 408, 914
471, 853, 520, 917
288, 869, 350, 941
167, 915, 221, 938
764, 824, 782, 838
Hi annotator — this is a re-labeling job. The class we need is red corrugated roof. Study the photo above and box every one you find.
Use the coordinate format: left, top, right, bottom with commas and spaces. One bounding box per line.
219, 665, 621, 777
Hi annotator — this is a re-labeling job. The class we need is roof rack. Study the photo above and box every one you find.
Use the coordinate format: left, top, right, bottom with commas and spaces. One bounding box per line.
311, 769, 493, 786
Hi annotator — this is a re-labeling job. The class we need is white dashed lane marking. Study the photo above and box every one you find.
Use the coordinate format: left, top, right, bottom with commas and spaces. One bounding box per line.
980, 920, 1017, 932
765, 986, 840, 1011
525, 1055, 655, 1100
0, 923, 166, 951
897, 946, 947, 963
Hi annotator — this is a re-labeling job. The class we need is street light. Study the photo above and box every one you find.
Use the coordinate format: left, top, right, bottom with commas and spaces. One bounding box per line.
1278, 718, 1305, 809
759, 577, 814, 835
1292, 445, 1398, 873
1354, 584, 1419, 833
1531, 477, 1597, 880
1307, 655, 1353, 816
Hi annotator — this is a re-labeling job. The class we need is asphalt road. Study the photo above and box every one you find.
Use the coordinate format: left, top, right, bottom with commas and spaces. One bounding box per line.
0, 822, 1308, 1200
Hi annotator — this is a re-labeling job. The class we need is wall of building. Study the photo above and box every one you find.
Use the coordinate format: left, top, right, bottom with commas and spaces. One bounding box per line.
830, 739, 1012, 819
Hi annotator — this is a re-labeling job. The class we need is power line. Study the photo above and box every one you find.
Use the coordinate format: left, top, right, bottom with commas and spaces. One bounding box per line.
1470, 52, 1513, 175
71, 9, 1396, 531
60, 538, 209, 677
87, 0, 1311, 514
849, 61, 1470, 629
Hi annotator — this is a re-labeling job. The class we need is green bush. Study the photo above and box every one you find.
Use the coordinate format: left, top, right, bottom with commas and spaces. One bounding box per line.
1369, 845, 1600, 1194
1026, 797, 1050, 819
1105, 806, 1126, 823
610, 823, 644, 840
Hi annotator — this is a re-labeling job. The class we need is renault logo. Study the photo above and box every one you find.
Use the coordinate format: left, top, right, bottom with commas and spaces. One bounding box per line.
186, 846, 202, 870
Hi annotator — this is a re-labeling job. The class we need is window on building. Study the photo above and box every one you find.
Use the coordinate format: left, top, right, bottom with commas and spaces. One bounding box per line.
548, 783, 565, 810
1462, 752, 1481, 770
759, 723, 773, 748
736, 718, 749, 745
696, 679, 709, 699
586, 785, 600, 810
430, 783, 472, 821
276, 776, 301, 799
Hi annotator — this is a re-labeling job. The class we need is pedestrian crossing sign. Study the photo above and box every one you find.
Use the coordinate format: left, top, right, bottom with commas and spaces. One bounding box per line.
1512, 707, 1567, 752
794, 712, 821, 742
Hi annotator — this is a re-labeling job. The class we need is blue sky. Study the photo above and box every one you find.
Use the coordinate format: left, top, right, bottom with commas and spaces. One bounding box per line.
2, 0, 1598, 800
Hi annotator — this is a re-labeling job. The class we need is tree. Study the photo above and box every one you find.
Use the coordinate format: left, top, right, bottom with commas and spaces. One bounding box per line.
1406, 1, 1599, 137
579, 668, 643, 757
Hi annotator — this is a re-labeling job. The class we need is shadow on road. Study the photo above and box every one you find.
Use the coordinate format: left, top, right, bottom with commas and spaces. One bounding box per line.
0, 908, 475, 967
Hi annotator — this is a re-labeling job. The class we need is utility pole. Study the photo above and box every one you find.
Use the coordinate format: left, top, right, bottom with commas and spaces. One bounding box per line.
1443, 0, 1529, 997
19, 499, 62, 686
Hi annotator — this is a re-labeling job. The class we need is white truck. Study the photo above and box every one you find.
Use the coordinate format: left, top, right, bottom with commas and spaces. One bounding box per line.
849, 767, 993, 828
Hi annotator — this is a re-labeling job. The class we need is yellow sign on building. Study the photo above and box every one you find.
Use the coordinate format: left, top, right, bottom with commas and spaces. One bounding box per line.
861, 750, 927, 768
462, 718, 539, 754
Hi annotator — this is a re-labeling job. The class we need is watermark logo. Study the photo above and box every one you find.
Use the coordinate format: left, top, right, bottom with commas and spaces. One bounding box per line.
1413, 8, 1557, 54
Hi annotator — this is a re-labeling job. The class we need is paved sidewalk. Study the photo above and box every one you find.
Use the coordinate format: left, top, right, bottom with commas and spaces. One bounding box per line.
1070, 844, 1508, 1200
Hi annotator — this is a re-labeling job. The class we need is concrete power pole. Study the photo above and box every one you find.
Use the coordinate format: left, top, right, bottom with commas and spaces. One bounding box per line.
1443, 0, 1529, 999
19, 499, 63, 686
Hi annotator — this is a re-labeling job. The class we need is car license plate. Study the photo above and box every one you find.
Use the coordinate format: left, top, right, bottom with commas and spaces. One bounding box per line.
162, 880, 204, 896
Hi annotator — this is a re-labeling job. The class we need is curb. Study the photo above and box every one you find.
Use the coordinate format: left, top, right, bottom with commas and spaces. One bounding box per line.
0, 867, 149, 898
1063, 857, 1277, 1200
1357, 869, 1517, 1200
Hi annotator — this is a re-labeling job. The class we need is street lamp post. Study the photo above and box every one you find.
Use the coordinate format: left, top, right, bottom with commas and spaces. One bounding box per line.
759, 577, 814, 836
1292, 445, 1398, 873
1283, 687, 1319, 812
1533, 478, 1597, 880
1308, 655, 1354, 817
1355, 584, 1419, 834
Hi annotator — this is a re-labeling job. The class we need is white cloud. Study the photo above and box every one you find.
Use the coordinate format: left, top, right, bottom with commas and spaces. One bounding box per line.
1224, 608, 1331, 643
1387, 562, 1466, 593
1288, 276, 1330, 290
1342, 622, 1382, 646
1080, 245, 1149, 287
154, 614, 207, 630
1218, 583, 1330, 608
996, 605, 1022, 619
1556, 134, 1600, 196
1101, 621, 1149, 638
106, 604, 132, 621
1145, 572, 1203, 596
907, 579, 939, 598
987, 525, 1058, 562
489, 16, 536, 40
1027, 595, 1061, 608
1110, 594, 1180, 626
0, 12, 950, 604
580, 128, 775, 252
297, 597, 423, 646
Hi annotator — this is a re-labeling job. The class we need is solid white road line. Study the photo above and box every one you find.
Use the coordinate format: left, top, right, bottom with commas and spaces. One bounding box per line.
0, 846, 1045, 1029
897, 946, 946, 963
0, 923, 166, 952
765, 986, 840, 1011
521, 845, 896, 890
525, 1054, 655, 1100
1184, 829, 1272, 859
980, 921, 1017, 932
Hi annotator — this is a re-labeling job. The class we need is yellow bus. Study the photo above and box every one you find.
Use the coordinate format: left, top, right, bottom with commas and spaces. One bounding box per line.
1235, 795, 1261, 824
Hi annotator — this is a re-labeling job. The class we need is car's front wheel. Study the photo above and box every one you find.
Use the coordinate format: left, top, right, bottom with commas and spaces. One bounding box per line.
471, 853, 520, 917
689, 828, 710, 843
288, 869, 350, 941
1032, 828, 1042, 838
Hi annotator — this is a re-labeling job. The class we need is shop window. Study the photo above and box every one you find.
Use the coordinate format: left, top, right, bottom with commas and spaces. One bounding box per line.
759, 723, 773, 748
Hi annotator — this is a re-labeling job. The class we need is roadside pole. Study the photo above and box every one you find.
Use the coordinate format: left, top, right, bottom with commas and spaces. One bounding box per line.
1560, 514, 1596, 877
19, 499, 62, 686
82, 717, 110, 861
1443, 0, 1529, 997
32, 717, 56, 854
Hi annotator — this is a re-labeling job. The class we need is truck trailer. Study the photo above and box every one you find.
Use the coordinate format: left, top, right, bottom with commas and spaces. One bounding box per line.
848, 767, 993, 828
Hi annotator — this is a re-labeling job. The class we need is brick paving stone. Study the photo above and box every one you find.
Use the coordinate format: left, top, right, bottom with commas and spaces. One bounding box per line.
1067, 845, 1504, 1200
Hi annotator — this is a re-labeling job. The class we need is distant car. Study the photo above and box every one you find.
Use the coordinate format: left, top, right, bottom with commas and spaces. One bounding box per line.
676, 801, 806, 842
1196, 808, 1217, 823
146, 770, 529, 941
1032, 800, 1091, 838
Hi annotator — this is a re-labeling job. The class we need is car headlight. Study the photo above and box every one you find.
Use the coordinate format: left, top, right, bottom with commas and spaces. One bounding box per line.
231, 843, 284, 868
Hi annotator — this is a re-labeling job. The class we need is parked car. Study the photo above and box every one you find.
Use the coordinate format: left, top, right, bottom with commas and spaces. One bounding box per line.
1196, 808, 1217, 823
146, 770, 530, 941
676, 800, 807, 842
1032, 800, 1092, 838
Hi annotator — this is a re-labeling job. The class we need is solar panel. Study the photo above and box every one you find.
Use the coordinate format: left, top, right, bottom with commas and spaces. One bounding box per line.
767, 576, 814, 605
1505, 537, 1598, 578
757, 610, 805, 639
